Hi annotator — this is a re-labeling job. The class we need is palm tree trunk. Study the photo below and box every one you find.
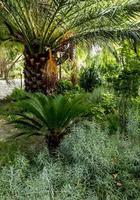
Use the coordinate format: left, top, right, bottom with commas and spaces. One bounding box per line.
24, 51, 49, 93
46, 134, 62, 154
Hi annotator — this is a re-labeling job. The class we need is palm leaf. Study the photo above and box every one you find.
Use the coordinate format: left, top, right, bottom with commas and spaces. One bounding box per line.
11, 93, 89, 137
0, 0, 140, 55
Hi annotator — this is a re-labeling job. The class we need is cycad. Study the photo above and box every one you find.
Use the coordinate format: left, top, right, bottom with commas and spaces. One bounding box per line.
0, 0, 140, 93
12, 93, 88, 152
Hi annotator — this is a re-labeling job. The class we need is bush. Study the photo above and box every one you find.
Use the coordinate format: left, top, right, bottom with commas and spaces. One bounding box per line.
127, 106, 140, 140
0, 141, 20, 167
112, 67, 140, 98
57, 79, 73, 94
61, 122, 140, 199
0, 121, 139, 200
0, 88, 28, 119
57, 79, 81, 94
0, 136, 45, 167
6, 88, 28, 102
80, 67, 101, 92
84, 89, 119, 132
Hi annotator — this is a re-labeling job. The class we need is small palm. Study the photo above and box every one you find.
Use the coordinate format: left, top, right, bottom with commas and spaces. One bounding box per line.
12, 93, 88, 151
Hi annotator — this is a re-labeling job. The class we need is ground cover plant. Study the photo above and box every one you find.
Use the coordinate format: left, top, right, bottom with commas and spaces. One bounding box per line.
0, 121, 140, 200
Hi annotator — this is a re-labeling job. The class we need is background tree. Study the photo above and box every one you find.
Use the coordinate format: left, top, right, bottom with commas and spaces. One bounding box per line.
0, 0, 140, 94
0, 42, 23, 81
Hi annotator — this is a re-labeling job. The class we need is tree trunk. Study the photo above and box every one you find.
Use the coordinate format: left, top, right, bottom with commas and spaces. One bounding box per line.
46, 134, 63, 154
24, 50, 57, 94
24, 51, 48, 93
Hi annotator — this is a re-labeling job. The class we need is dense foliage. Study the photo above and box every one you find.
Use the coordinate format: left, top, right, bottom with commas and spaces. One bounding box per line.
0, 1, 140, 199
0, 121, 139, 199
80, 66, 101, 92
10, 93, 89, 152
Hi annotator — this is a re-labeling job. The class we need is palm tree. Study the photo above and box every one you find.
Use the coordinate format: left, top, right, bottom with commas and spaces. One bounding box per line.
0, 0, 140, 93
11, 93, 88, 152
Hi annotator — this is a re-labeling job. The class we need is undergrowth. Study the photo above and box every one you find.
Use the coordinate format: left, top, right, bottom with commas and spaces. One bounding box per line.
0, 121, 139, 200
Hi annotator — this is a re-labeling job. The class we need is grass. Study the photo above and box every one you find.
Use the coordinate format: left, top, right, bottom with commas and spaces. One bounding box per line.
0, 121, 139, 200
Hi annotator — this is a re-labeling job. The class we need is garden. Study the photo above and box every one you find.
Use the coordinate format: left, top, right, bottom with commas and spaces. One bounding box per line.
0, 1, 140, 199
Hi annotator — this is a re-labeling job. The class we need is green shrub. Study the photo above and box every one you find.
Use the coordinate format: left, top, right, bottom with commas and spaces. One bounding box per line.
57, 79, 73, 94
0, 141, 19, 167
80, 67, 101, 92
0, 121, 139, 200
0, 136, 45, 167
60, 122, 140, 200
57, 79, 82, 95
127, 106, 140, 141
0, 88, 28, 119
84, 89, 119, 133
6, 88, 28, 102
112, 67, 140, 98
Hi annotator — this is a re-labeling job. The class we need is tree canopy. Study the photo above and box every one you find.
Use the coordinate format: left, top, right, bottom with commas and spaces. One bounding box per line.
0, 0, 140, 55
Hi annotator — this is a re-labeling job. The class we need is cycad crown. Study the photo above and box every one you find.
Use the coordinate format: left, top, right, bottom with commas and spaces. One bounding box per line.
12, 93, 88, 151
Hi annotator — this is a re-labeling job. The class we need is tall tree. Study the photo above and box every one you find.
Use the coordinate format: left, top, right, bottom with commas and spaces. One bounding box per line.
0, 0, 140, 93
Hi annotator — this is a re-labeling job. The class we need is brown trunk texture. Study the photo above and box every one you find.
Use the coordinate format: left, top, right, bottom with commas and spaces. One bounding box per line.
24, 51, 48, 94
24, 51, 57, 94
46, 134, 62, 154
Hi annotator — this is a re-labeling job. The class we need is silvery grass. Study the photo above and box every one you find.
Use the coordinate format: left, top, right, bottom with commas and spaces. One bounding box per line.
0, 121, 139, 200
127, 107, 140, 138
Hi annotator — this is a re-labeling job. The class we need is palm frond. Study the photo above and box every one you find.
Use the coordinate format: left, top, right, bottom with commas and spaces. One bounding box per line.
0, 0, 140, 54
11, 93, 89, 136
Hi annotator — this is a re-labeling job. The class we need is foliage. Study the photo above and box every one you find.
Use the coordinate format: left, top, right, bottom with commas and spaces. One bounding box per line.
11, 93, 89, 151
57, 79, 81, 94
0, 0, 140, 56
0, 121, 139, 199
127, 106, 140, 140
57, 79, 73, 94
0, 42, 23, 80
80, 66, 101, 92
85, 88, 117, 119
82, 88, 120, 134
0, 136, 45, 167
113, 67, 140, 98
0, 89, 27, 122
105, 42, 140, 98
6, 88, 28, 102
61, 122, 140, 199
0, 141, 19, 167
103, 64, 122, 83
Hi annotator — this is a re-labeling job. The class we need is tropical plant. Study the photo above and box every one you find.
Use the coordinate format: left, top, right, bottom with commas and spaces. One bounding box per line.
0, 0, 140, 93
11, 93, 88, 152
7, 88, 28, 102
113, 67, 140, 98
80, 65, 101, 92
112, 58, 140, 132
57, 79, 73, 94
